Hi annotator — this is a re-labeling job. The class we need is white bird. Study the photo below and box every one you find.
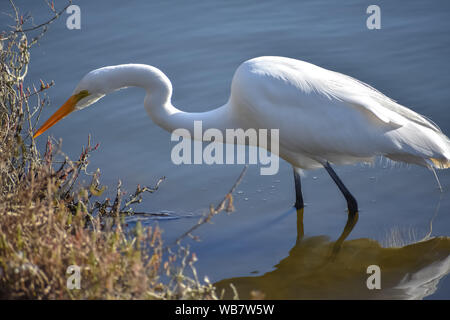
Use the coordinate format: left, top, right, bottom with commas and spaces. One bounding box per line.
33, 56, 450, 244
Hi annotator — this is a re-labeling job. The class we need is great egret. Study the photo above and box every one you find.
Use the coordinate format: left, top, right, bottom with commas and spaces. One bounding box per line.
33, 56, 450, 245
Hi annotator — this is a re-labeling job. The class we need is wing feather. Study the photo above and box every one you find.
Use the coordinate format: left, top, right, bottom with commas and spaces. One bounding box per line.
242, 56, 442, 132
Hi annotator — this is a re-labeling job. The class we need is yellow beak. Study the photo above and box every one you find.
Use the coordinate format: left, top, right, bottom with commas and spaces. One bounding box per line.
33, 90, 89, 139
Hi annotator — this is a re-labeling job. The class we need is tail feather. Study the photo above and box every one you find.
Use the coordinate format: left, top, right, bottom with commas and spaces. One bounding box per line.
429, 157, 450, 169
428, 134, 450, 169
386, 124, 450, 170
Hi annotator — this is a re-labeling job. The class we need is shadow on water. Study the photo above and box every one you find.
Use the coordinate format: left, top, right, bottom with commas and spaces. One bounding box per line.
215, 209, 450, 299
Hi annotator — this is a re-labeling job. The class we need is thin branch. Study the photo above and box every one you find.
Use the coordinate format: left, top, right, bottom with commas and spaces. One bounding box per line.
12, 0, 72, 33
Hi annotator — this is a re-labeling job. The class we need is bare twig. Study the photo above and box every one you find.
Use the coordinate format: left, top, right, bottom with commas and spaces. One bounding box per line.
12, 0, 72, 34
120, 177, 166, 213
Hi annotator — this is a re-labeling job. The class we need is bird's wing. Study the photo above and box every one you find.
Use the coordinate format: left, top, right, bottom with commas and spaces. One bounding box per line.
323, 70, 442, 132
240, 57, 442, 133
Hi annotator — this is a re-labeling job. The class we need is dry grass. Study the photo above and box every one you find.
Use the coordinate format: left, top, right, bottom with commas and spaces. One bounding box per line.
0, 1, 227, 300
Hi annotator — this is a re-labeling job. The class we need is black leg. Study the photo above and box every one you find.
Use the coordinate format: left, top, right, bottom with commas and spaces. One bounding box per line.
293, 168, 304, 210
293, 168, 305, 243
323, 162, 359, 255
323, 162, 358, 214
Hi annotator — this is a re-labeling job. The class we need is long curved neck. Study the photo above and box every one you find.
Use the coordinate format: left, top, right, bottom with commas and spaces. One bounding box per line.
101, 64, 234, 137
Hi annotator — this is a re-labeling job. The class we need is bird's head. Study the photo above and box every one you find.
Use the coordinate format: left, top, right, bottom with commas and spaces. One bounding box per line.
33, 64, 172, 139
33, 69, 111, 139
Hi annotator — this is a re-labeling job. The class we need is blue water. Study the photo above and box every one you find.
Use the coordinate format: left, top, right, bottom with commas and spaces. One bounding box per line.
2, 0, 450, 299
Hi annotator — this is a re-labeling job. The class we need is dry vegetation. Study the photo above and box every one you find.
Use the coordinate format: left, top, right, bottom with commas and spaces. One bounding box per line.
0, 1, 238, 300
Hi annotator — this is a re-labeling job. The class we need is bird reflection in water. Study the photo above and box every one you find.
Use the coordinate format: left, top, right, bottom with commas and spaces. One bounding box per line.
215, 208, 450, 300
